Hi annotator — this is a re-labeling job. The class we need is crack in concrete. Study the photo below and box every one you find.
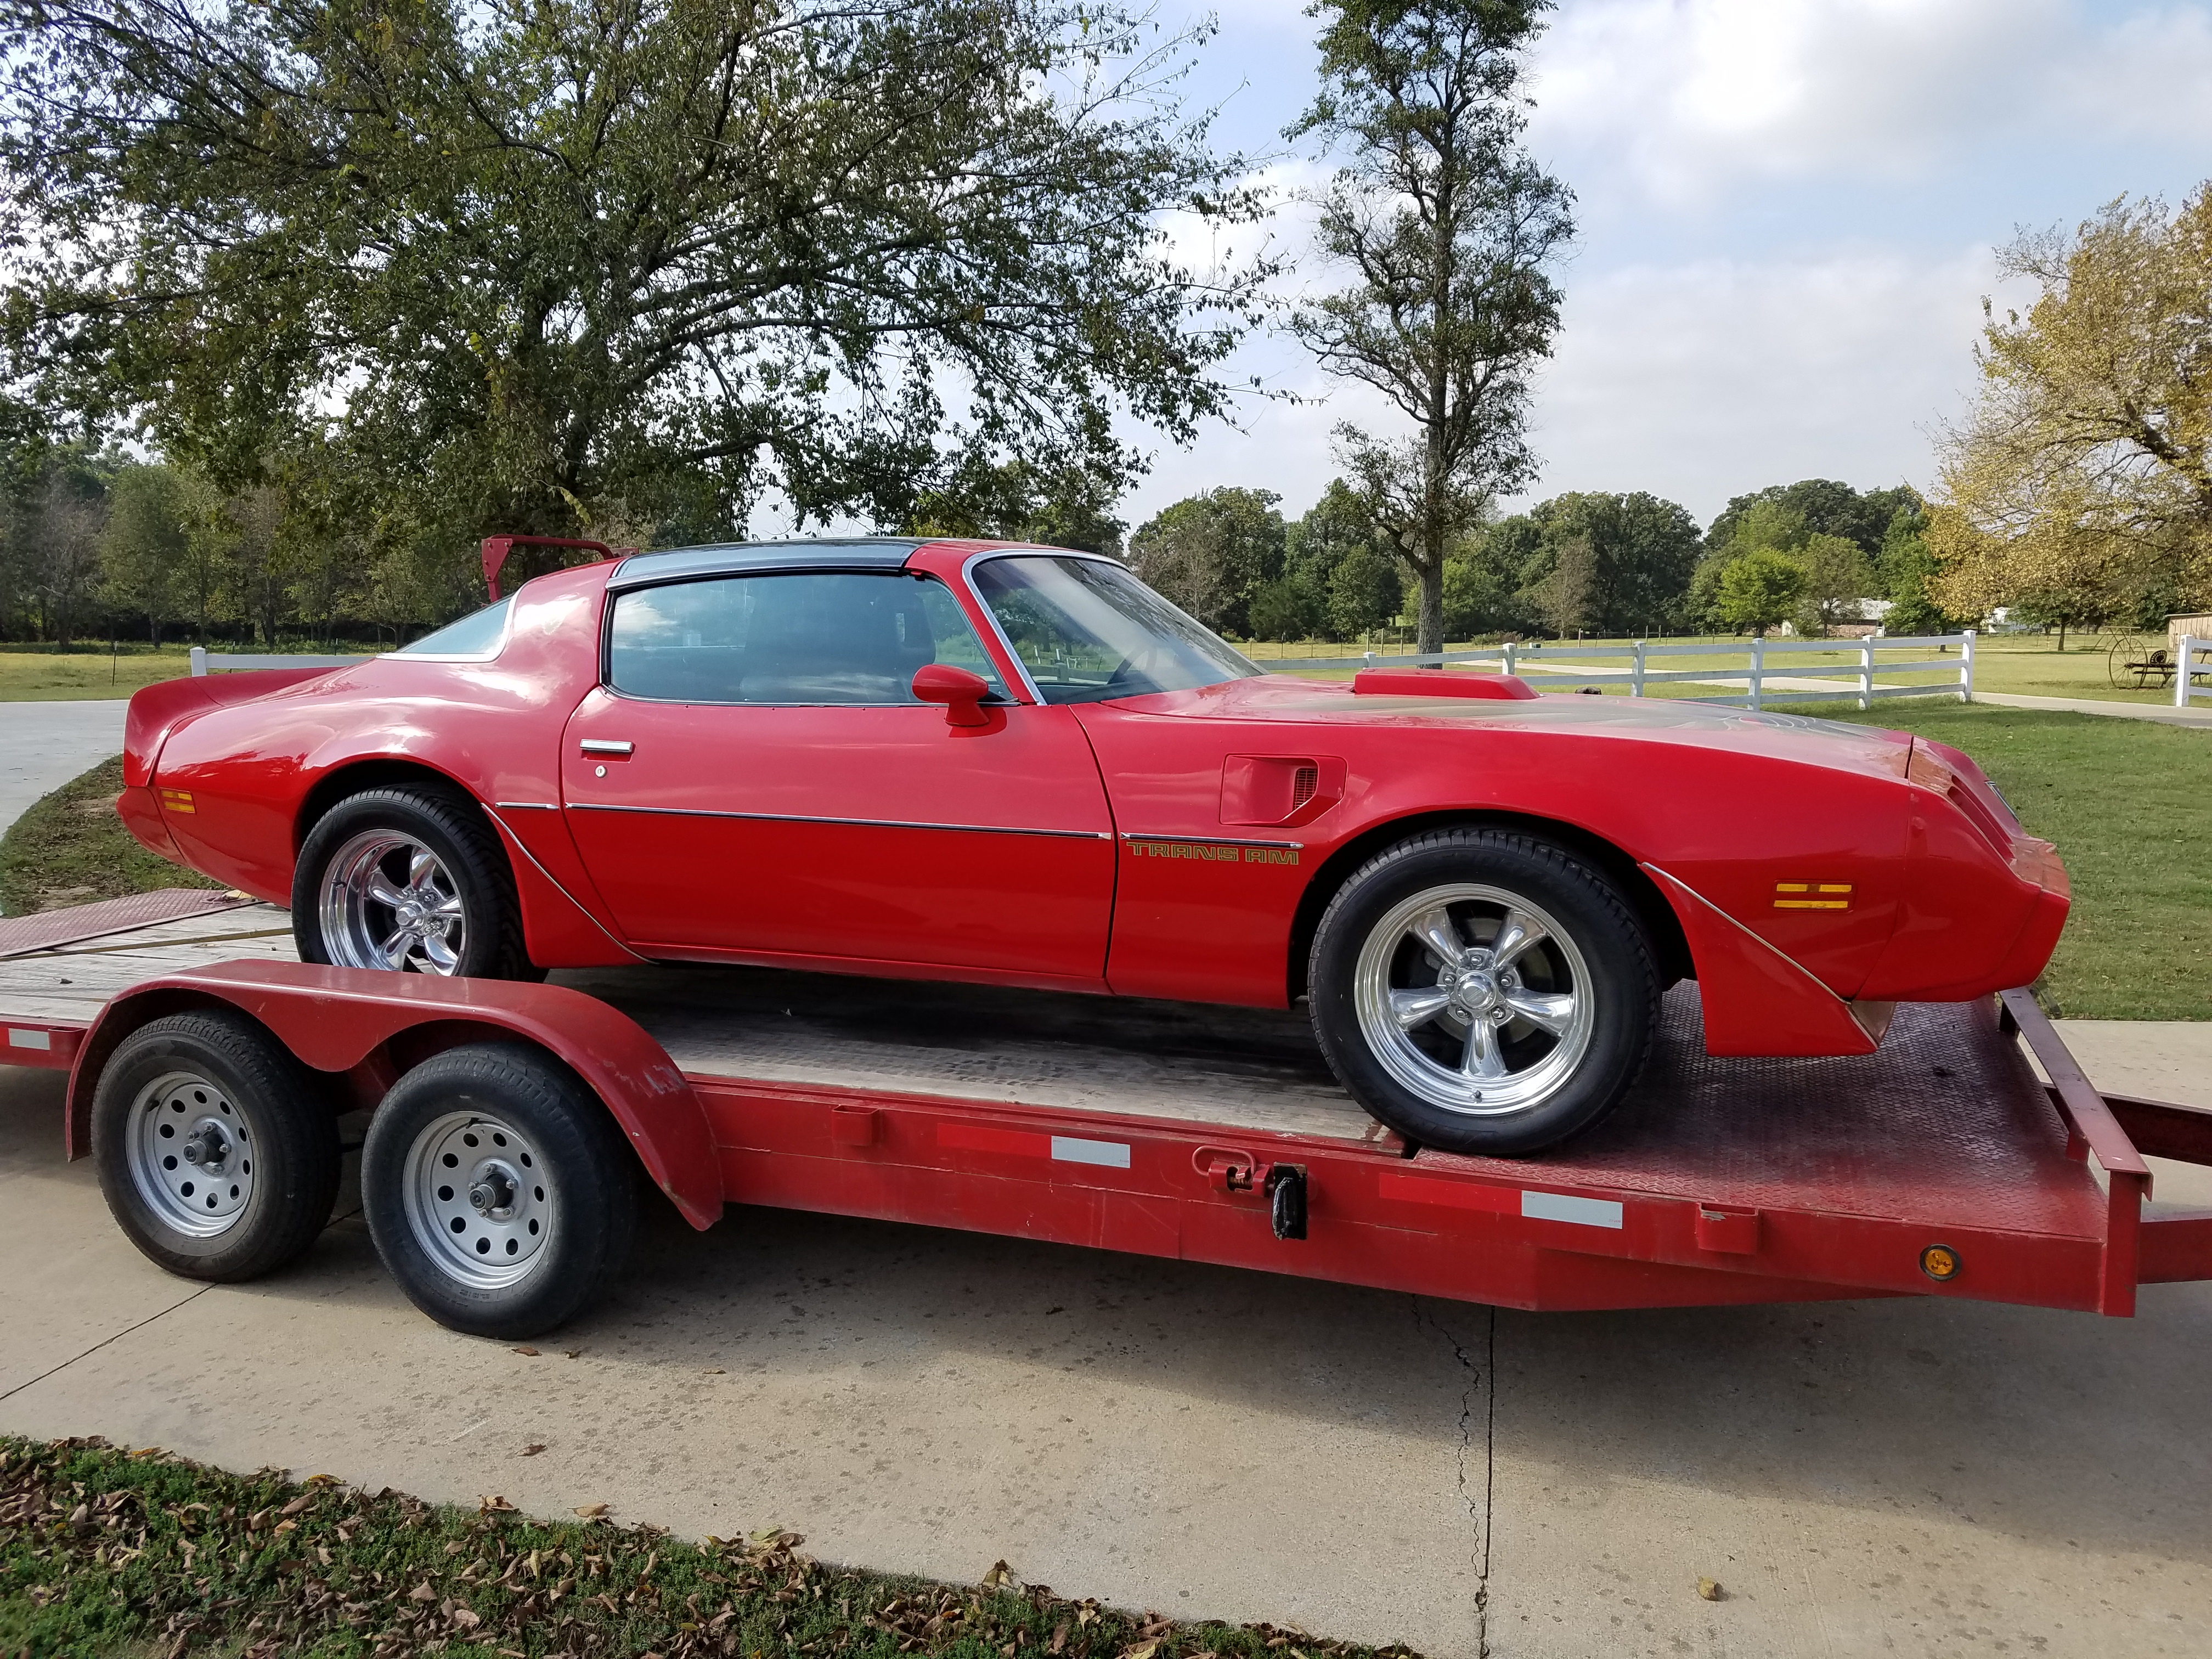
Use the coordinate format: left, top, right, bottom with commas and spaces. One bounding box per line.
1414, 1299, 1496, 1658
0, 1282, 211, 1404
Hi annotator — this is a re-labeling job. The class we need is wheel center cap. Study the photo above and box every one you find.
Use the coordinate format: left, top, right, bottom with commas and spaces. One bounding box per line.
467, 1162, 520, 1220
1451, 967, 1500, 1013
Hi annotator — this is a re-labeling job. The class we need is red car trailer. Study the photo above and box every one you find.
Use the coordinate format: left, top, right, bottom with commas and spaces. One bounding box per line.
5, 899, 2210, 1337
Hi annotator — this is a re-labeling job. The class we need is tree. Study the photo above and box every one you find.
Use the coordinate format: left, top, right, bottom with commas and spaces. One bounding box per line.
1717, 551, 1807, 637
1792, 532, 1878, 632
1278, 480, 1404, 640
1503, 491, 1701, 635
100, 462, 190, 644
1526, 533, 1597, 637
906, 459, 1126, 557
1928, 187, 2212, 623
1707, 479, 1920, 561
1, 0, 1268, 563
1290, 0, 1573, 653
1128, 488, 1288, 637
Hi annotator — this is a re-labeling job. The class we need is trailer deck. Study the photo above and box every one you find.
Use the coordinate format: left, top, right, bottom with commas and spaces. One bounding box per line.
7, 898, 2210, 1320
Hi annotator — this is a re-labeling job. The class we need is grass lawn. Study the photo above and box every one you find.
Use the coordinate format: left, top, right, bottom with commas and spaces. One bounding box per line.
1798, 701, 2210, 1021
1, 1437, 1391, 1659
0, 644, 196, 701
0, 756, 220, 917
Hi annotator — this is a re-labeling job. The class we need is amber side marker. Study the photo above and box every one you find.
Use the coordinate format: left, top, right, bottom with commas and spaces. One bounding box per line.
1920, 1243, 1962, 1282
1774, 881, 1852, 910
157, 788, 196, 815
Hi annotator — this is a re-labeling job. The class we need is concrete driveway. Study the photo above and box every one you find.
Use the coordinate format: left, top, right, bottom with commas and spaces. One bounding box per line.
5, 1048, 2209, 1659
0, 699, 128, 842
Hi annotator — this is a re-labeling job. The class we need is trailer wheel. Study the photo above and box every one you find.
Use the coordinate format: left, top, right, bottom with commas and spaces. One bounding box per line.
1308, 829, 1659, 1155
294, 784, 540, 980
92, 1011, 342, 1281
361, 1043, 637, 1339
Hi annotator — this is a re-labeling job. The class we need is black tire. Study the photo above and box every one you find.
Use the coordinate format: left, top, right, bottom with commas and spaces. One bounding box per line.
361, 1043, 639, 1339
91, 1010, 342, 1282
292, 783, 541, 980
1308, 830, 1660, 1156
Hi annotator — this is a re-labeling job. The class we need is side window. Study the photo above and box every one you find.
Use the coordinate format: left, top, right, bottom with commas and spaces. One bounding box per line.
608, 572, 1007, 704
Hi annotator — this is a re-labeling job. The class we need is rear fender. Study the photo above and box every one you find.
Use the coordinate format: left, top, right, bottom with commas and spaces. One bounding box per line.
123, 669, 340, 788
65, 961, 719, 1228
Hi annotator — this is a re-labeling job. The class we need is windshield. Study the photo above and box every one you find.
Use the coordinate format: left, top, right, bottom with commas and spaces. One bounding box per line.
394, 598, 512, 657
970, 556, 1258, 704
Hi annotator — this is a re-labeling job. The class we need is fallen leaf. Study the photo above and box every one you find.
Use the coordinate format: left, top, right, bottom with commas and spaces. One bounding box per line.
512, 1346, 540, 1357
1050, 1622, 1070, 1654
520, 1444, 547, 1458
451, 1606, 482, 1629
480, 1495, 519, 1514
574, 1503, 609, 1518
409, 1582, 438, 1602
981, 1561, 1017, 1588
1697, 1578, 1724, 1602
562, 1350, 583, 1359
1122, 1643, 1160, 1659
702, 1367, 725, 1375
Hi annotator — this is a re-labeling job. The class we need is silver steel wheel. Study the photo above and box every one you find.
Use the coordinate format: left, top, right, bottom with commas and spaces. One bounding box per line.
126, 1070, 255, 1238
400, 1111, 554, 1289
317, 831, 467, 974
1352, 883, 1598, 1118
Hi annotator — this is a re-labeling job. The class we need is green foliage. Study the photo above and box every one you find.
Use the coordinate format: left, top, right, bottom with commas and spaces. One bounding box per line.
905, 460, 1126, 558
1291, 1, 1573, 651
1502, 492, 1702, 636
0, 1437, 1418, 1659
1791, 532, 1878, 633
1706, 479, 1920, 558
1, 0, 1267, 573
1128, 488, 1289, 636
1716, 549, 1808, 636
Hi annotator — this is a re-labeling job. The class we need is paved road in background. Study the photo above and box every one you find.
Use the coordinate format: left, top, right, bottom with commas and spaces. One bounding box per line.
4, 1045, 2209, 1658
0, 699, 128, 842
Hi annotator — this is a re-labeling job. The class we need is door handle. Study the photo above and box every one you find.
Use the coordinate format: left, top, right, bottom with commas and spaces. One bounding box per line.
579, 739, 634, 756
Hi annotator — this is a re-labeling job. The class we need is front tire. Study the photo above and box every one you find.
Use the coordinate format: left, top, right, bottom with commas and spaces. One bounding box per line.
1309, 830, 1659, 1155
361, 1043, 639, 1339
91, 1011, 341, 1281
293, 784, 538, 980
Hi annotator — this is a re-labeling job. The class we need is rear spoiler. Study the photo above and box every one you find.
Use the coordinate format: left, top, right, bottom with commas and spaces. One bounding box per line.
481, 535, 629, 600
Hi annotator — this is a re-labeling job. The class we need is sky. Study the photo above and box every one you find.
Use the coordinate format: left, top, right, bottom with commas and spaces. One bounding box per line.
1111, 0, 2212, 534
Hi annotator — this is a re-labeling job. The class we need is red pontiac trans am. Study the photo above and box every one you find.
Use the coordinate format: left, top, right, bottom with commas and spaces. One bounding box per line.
118, 538, 2068, 1155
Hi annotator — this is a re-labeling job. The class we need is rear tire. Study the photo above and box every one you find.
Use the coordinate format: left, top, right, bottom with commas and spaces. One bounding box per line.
293, 783, 540, 980
361, 1043, 638, 1339
92, 1011, 341, 1282
1308, 830, 1660, 1155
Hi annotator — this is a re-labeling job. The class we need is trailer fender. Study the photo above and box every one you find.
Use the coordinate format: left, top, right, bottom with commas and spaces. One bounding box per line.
66, 960, 720, 1228
1641, 864, 1888, 1057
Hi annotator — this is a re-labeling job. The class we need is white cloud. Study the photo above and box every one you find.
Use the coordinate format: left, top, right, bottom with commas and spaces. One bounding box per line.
1528, 0, 2212, 207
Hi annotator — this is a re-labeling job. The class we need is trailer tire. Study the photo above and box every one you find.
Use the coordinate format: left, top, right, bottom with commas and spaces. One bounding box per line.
91, 1010, 342, 1282
362, 1042, 637, 1339
294, 783, 541, 981
1309, 829, 1659, 1155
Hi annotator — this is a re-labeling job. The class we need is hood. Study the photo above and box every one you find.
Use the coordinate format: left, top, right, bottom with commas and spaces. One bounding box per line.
1110, 672, 1916, 785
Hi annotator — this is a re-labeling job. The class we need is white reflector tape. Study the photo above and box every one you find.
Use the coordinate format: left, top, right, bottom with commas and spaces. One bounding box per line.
1050, 1136, 1131, 1169
1521, 1189, 1623, 1229
7, 1029, 52, 1051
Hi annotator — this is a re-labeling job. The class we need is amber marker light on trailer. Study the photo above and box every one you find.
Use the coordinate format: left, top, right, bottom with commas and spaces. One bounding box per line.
1920, 1244, 1962, 1282
1774, 881, 1852, 910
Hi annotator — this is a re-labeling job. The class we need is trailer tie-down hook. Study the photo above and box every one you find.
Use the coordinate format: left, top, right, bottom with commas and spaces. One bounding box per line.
1193, 1148, 1308, 1240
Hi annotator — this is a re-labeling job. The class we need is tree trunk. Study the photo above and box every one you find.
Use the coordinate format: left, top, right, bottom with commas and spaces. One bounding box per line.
1416, 559, 1444, 655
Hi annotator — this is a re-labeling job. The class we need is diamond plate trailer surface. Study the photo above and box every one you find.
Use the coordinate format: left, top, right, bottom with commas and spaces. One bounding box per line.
7, 945, 2211, 1316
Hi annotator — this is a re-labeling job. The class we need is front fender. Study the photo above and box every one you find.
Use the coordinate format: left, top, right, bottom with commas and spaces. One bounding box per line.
66, 960, 720, 1228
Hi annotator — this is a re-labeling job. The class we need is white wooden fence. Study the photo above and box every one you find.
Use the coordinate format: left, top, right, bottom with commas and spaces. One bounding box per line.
1255, 632, 1979, 712
189, 647, 374, 675
2180, 636, 2212, 709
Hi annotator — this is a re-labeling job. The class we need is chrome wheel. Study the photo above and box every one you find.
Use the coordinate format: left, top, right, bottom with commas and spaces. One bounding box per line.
317, 831, 467, 973
1352, 883, 1597, 1118
400, 1111, 553, 1289
126, 1070, 255, 1238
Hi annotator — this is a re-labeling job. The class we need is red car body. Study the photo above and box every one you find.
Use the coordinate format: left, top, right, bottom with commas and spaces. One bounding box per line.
117, 539, 2068, 1060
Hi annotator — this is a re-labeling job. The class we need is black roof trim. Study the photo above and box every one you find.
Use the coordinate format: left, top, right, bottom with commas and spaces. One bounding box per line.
607, 539, 926, 591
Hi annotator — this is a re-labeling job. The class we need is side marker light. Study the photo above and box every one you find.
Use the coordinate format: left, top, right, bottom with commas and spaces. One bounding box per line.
1920, 1243, 1962, 1282
1774, 881, 1852, 910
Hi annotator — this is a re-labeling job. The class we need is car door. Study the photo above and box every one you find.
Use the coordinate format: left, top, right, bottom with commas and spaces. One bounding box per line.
561, 563, 1116, 989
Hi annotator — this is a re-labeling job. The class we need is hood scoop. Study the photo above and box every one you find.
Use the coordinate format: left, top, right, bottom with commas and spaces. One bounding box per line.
1352, 669, 1539, 701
